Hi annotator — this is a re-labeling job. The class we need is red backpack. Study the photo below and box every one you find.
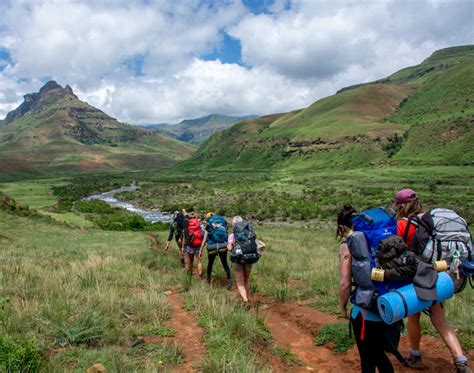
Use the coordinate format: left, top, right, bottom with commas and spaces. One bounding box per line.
186, 217, 203, 248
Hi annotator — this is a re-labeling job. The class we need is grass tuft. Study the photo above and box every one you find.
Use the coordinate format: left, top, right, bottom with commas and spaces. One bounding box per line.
314, 322, 354, 354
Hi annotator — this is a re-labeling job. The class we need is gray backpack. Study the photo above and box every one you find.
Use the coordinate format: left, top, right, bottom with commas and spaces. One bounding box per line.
410, 208, 472, 290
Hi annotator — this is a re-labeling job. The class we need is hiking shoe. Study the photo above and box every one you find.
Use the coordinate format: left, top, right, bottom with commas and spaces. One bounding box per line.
405, 354, 424, 370
226, 279, 232, 289
206, 276, 211, 284
243, 301, 251, 311
454, 361, 471, 373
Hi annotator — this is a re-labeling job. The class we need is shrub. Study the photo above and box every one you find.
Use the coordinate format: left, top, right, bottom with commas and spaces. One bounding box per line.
0, 336, 44, 372
74, 200, 118, 214
42, 310, 108, 347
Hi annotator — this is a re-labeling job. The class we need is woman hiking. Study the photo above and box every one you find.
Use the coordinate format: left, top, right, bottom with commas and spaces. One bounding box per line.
228, 216, 260, 308
199, 212, 232, 289
338, 205, 397, 373
182, 212, 204, 277
393, 189, 470, 373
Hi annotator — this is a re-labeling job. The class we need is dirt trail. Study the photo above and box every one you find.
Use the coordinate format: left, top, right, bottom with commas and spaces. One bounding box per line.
142, 289, 205, 372
254, 295, 473, 372
165, 290, 205, 372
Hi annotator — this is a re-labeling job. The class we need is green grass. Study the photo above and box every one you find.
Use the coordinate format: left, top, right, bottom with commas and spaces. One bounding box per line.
0, 168, 472, 371
185, 283, 271, 372
264, 84, 410, 140
315, 323, 355, 354
271, 346, 303, 365
0, 178, 61, 209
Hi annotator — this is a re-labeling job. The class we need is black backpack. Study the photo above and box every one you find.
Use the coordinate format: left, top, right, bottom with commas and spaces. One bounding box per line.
175, 213, 188, 237
231, 221, 260, 264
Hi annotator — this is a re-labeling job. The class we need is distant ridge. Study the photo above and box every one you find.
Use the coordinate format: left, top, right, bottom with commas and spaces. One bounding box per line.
142, 114, 243, 145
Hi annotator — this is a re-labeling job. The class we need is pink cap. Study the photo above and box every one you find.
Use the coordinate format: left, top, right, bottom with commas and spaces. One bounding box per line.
394, 189, 417, 205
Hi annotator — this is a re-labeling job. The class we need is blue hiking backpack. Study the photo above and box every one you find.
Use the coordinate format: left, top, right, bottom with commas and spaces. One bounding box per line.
206, 215, 228, 253
348, 208, 402, 312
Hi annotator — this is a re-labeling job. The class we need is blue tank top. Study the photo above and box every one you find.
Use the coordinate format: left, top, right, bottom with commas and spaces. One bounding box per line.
351, 305, 382, 322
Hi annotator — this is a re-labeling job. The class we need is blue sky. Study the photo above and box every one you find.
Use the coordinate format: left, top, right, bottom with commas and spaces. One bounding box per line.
0, 0, 472, 124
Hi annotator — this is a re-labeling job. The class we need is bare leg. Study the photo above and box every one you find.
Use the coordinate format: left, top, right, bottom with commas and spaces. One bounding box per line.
185, 252, 194, 274
196, 254, 203, 277
429, 303, 463, 358
243, 267, 251, 295
235, 270, 248, 302
408, 312, 422, 351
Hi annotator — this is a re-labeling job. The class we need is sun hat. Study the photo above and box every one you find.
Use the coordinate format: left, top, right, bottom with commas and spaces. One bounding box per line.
413, 262, 438, 301
393, 189, 417, 206
205, 212, 214, 219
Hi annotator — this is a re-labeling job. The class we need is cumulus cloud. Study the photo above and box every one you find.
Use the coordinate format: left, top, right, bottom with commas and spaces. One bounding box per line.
230, 0, 473, 82
0, 0, 472, 123
2, 0, 245, 85
77, 59, 314, 124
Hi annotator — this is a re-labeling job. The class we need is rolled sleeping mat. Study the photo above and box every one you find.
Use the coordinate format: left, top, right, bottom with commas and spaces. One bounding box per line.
377, 272, 454, 325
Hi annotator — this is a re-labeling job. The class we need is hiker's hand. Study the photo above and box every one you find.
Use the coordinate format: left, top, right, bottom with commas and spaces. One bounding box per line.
198, 250, 202, 259
340, 306, 349, 319
164, 242, 169, 251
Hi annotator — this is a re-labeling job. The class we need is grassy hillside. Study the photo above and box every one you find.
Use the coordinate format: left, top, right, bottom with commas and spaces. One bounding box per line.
0, 82, 195, 181
186, 45, 474, 171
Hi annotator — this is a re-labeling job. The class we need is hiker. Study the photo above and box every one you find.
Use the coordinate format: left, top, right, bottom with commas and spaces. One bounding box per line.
228, 216, 261, 307
393, 189, 470, 372
164, 210, 187, 266
182, 212, 204, 277
199, 212, 232, 288
338, 205, 399, 373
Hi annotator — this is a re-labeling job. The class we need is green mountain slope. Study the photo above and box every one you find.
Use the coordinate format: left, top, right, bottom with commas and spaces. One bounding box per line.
0, 82, 195, 180
186, 45, 474, 171
143, 114, 242, 145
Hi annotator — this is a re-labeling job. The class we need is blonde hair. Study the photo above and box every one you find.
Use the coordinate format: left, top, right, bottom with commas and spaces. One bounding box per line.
395, 199, 423, 219
232, 215, 243, 227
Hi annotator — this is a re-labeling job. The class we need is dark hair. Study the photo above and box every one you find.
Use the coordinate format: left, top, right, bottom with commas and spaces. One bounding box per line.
336, 205, 356, 239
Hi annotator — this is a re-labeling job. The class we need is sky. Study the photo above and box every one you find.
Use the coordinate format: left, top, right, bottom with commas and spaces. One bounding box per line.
0, 0, 473, 124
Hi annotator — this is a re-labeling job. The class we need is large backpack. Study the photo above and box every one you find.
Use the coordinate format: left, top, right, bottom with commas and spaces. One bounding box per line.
206, 215, 228, 252
175, 212, 188, 239
409, 208, 473, 289
231, 221, 260, 264
349, 208, 402, 311
186, 217, 203, 248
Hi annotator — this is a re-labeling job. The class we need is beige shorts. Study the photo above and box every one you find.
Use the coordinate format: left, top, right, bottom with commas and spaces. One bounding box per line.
232, 262, 252, 272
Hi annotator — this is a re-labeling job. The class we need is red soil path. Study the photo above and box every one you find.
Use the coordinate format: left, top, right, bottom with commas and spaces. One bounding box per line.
254, 295, 473, 372
165, 290, 205, 372
142, 290, 205, 372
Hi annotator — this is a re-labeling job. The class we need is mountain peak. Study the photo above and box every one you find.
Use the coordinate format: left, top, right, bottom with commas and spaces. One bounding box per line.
5, 81, 78, 123
39, 80, 62, 93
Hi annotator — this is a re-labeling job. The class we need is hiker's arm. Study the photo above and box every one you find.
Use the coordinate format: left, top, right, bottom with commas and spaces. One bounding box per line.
339, 243, 352, 319
227, 234, 235, 252
199, 231, 208, 258
167, 224, 175, 242
165, 225, 175, 251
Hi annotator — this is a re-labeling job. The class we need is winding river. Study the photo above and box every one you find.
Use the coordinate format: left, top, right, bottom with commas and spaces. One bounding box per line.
84, 185, 173, 223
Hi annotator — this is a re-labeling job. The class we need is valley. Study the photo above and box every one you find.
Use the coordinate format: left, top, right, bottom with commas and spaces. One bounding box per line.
0, 45, 473, 372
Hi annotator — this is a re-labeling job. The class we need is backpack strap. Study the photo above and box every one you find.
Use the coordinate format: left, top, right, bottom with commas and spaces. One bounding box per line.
402, 216, 418, 244
384, 322, 409, 367
391, 290, 409, 319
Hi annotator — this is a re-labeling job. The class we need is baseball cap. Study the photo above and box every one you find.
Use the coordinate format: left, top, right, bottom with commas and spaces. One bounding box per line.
205, 212, 214, 219
413, 262, 438, 301
393, 189, 417, 206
